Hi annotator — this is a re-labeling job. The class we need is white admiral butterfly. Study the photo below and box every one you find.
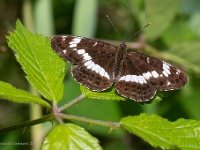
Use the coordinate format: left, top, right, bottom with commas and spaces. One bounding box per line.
51, 35, 188, 102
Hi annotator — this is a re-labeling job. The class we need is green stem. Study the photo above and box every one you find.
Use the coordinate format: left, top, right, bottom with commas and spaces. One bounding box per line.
60, 113, 120, 129
58, 94, 86, 112
53, 102, 64, 124
0, 114, 54, 134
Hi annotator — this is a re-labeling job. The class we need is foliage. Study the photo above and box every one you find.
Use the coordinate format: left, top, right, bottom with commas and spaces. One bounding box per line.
7, 20, 66, 102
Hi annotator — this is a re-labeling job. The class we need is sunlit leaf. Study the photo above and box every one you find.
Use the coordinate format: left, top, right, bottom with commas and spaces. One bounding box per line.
7, 20, 66, 102
41, 124, 102, 150
121, 113, 200, 149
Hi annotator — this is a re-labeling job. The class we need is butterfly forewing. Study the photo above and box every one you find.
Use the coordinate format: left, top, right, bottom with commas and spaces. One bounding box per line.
51, 35, 116, 64
51, 35, 116, 91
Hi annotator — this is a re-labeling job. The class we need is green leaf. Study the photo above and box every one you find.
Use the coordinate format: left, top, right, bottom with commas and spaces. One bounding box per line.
144, 0, 179, 40
7, 20, 66, 102
80, 85, 126, 101
121, 113, 200, 150
41, 124, 102, 150
162, 19, 198, 45
168, 41, 200, 75
0, 81, 51, 108
189, 11, 200, 37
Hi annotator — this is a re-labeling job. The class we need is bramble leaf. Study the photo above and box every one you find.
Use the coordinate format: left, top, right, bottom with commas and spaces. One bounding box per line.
41, 124, 102, 150
121, 113, 200, 149
7, 20, 66, 102
0, 81, 51, 108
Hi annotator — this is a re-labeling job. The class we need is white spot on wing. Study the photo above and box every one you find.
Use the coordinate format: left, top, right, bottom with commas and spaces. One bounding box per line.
92, 64, 100, 72
119, 75, 147, 84
176, 70, 180, 74
141, 70, 160, 80
163, 62, 171, 74
162, 70, 169, 77
77, 49, 85, 54
167, 81, 171, 86
147, 57, 150, 64
83, 60, 110, 79
83, 53, 92, 60
84, 61, 93, 69
69, 38, 81, 44
143, 71, 152, 80
151, 71, 159, 78
69, 44, 77, 48
63, 49, 67, 54
69, 37, 82, 48
162, 61, 171, 77
99, 68, 106, 77
93, 42, 97, 47
62, 36, 68, 41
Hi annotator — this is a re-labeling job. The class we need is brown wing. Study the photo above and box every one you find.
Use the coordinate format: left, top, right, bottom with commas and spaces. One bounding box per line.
51, 35, 116, 64
115, 51, 188, 102
72, 58, 115, 91
51, 35, 117, 91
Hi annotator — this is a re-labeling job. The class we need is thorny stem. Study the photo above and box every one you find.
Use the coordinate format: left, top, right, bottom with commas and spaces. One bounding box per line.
58, 94, 86, 112
60, 113, 120, 129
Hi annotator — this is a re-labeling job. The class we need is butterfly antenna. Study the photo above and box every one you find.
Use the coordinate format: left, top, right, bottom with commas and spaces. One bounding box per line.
106, 15, 123, 41
127, 23, 151, 41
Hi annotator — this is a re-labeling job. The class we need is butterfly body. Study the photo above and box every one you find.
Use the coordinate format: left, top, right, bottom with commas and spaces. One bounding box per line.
51, 35, 188, 102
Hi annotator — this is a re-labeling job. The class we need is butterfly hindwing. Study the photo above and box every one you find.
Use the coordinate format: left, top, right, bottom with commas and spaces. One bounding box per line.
72, 64, 113, 91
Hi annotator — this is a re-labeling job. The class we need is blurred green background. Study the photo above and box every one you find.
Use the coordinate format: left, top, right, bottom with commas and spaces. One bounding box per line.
0, 0, 200, 149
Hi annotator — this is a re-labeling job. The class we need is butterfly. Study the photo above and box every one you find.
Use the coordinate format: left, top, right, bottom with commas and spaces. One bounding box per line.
51, 35, 188, 102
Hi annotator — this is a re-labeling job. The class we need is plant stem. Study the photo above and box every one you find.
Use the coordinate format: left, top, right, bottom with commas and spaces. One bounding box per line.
60, 113, 120, 129
0, 115, 54, 134
58, 94, 86, 112
53, 102, 64, 124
